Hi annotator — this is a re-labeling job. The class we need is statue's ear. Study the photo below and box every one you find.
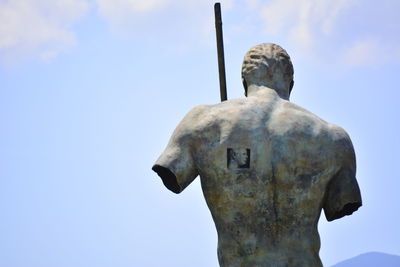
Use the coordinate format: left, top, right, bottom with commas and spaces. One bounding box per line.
289, 80, 294, 95
242, 78, 248, 96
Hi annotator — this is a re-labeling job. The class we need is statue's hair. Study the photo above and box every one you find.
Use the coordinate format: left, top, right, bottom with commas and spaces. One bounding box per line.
241, 43, 294, 96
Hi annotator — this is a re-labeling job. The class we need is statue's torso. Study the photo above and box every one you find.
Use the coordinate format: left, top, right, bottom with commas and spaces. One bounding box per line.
191, 92, 342, 266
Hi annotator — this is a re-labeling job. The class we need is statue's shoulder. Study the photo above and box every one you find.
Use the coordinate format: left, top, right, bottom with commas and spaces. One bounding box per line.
185, 99, 246, 124
178, 104, 215, 133
185, 104, 209, 117
270, 100, 326, 131
326, 123, 355, 157
272, 100, 351, 141
179, 104, 208, 126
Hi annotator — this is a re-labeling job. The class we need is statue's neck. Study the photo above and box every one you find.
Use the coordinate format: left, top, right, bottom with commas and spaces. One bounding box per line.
247, 84, 290, 100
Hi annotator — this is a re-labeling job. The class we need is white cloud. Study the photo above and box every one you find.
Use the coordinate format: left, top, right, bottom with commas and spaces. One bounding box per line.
245, 0, 261, 10
96, 0, 169, 23
95, 0, 233, 43
96, 0, 233, 18
248, 0, 400, 67
0, 0, 90, 64
259, 0, 357, 49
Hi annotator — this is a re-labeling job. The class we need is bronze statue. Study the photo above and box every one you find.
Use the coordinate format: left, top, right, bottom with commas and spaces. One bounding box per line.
152, 43, 362, 266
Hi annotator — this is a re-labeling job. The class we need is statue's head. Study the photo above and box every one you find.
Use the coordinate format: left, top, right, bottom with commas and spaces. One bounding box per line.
241, 43, 294, 97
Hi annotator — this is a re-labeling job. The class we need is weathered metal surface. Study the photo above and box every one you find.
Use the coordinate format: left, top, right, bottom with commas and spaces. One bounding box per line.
152, 43, 362, 267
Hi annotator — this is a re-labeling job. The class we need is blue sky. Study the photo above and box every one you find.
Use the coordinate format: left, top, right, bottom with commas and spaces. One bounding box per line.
0, 0, 399, 266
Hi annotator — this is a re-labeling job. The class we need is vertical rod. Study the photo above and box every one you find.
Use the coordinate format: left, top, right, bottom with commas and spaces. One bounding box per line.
214, 3, 228, 102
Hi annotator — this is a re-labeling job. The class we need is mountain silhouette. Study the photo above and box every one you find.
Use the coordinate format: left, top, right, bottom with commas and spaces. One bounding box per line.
331, 252, 400, 267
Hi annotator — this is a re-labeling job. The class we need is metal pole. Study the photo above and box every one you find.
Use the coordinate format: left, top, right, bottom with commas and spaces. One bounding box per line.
214, 3, 228, 102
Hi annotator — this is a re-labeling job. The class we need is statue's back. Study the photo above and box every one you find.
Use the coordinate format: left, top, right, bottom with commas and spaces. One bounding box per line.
189, 90, 357, 266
